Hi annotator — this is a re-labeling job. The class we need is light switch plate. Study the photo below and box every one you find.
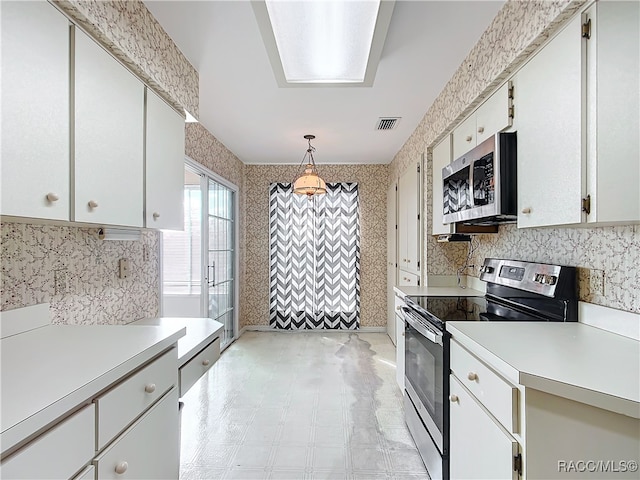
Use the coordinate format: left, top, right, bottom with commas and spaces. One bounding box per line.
119, 258, 130, 279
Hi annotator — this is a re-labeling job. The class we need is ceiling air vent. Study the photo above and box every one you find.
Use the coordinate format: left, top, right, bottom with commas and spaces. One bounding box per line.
376, 117, 400, 130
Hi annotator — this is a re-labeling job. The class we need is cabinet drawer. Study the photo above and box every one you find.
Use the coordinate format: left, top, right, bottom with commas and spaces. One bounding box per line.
450, 340, 518, 433
96, 348, 177, 449
0, 404, 95, 479
398, 271, 419, 287
179, 337, 220, 396
94, 388, 179, 480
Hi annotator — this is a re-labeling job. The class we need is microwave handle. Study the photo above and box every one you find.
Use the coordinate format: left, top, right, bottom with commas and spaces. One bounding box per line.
402, 307, 443, 345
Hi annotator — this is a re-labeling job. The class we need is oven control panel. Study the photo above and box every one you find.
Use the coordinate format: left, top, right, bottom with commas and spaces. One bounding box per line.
479, 258, 573, 298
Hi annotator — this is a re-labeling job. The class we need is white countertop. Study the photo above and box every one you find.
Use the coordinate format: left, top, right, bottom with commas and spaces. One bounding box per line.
447, 321, 640, 419
395, 285, 485, 298
0, 324, 185, 453
130, 317, 223, 367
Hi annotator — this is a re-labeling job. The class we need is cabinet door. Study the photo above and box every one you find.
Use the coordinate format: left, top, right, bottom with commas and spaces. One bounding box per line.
449, 375, 518, 480
452, 114, 477, 161
94, 388, 179, 479
387, 182, 397, 345
398, 271, 419, 287
74, 28, 144, 227
145, 89, 185, 230
398, 164, 420, 275
516, 14, 584, 228
475, 81, 513, 145
586, 1, 640, 224
395, 313, 405, 390
432, 136, 454, 235
1, 1, 69, 220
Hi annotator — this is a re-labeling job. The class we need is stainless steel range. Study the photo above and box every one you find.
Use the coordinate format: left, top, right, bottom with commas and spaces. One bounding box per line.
401, 258, 578, 480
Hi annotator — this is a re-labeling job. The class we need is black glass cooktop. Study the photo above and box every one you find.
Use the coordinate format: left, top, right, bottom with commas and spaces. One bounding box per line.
406, 294, 555, 327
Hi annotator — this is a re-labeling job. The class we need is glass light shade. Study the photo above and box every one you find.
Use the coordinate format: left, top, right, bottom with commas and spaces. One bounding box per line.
293, 164, 327, 196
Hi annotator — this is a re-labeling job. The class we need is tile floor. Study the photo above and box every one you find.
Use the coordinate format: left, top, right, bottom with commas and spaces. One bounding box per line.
180, 331, 430, 480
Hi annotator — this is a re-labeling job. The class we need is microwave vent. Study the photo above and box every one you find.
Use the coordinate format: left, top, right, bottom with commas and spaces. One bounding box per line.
376, 117, 400, 130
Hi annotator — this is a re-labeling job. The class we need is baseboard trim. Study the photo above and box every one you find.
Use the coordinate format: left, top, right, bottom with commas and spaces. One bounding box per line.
238, 325, 387, 335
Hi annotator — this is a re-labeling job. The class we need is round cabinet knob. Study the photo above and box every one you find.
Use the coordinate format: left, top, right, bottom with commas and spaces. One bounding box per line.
521, 207, 532, 214
449, 394, 459, 403
407, 259, 411, 263
467, 372, 478, 381
115, 461, 128, 474
202, 359, 210, 366
477, 126, 485, 134
46, 192, 59, 202
144, 383, 156, 393
152, 212, 160, 219
396, 305, 402, 311
88, 200, 98, 209
465, 135, 473, 142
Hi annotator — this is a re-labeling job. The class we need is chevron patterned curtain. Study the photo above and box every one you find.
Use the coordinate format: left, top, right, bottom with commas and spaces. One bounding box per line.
269, 182, 360, 330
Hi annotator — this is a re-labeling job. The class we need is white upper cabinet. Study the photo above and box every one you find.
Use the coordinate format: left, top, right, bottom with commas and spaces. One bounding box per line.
145, 89, 185, 230
516, 3, 639, 229
74, 28, 144, 227
516, 14, 584, 228
432, 136, 453, 236
452, 82, 513, 161
585, 1, 639, 224
397, 162, 421, 276
1, 1, 70, 221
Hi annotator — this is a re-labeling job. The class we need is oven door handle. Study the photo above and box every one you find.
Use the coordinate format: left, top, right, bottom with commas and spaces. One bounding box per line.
402, 307, 443, 346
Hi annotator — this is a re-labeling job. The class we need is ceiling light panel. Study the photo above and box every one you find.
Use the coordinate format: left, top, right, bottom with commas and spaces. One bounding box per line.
265, 0, 380, 83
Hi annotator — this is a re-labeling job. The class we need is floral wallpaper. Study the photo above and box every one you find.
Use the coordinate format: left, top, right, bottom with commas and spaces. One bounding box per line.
54, 0, 198, 117
389, 0, 640, 314
243, 164, 389, 328
1, 222, 159, 324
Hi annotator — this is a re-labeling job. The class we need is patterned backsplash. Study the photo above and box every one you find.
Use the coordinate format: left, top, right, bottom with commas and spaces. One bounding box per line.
1, 222, 160, 324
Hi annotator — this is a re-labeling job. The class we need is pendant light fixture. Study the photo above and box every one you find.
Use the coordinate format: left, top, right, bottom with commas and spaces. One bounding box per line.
293, 134, 326, 197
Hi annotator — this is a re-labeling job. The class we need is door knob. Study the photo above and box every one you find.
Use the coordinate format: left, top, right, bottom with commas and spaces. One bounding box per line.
46, 192, 59, 202
521, 207, 532, 214
449, 394, 459, 403
477, 126, 485, 134
467, 372, 478, 381
144, 383, 156, 393
88, 200, 98, 209
465, 135, 473, 142
152, 212, 160, 219
202, 359, 210, 366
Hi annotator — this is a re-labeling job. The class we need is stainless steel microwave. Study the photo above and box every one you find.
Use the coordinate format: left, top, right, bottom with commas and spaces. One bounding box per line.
442, 132, 517, 225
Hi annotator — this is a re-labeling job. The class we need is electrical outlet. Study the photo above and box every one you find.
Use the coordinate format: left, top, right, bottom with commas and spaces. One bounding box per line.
54, 269, 68, 295
142, 245, 149, 262
590, 268, 605, 296
119, 258, 130, 279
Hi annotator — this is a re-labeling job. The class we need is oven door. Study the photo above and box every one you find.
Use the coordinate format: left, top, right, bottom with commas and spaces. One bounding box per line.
402, 307, 448, 454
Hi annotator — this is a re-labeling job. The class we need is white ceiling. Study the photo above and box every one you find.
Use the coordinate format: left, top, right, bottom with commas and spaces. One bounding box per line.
144, 1, 505, 165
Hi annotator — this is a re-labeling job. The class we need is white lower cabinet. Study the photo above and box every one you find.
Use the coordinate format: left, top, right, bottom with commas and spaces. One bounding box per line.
0, 405, 95, 480
0, 346, 180, 480
449, 332, 640, 480
94, 388, 179, 480
449, 375, 519, 480
179, 337, 220, 396
394, 293, 406, 391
